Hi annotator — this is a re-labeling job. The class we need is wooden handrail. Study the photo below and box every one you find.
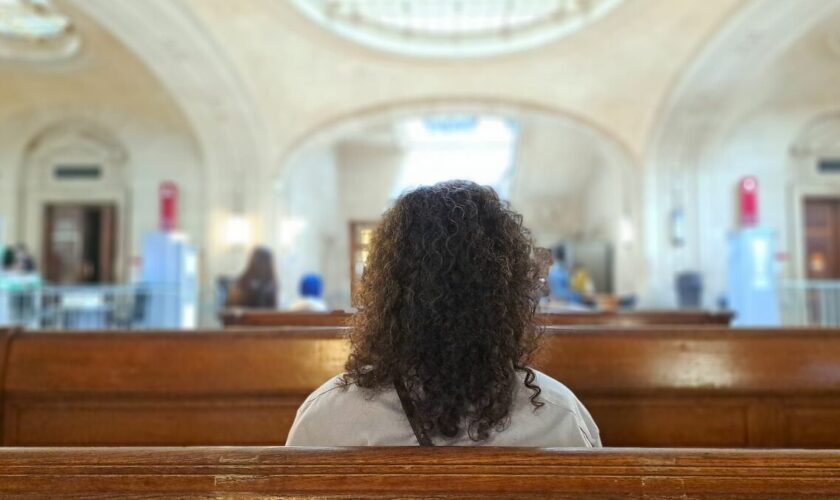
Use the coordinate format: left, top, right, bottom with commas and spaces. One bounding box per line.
219, 310, 734, 327
0, 447, 837, 497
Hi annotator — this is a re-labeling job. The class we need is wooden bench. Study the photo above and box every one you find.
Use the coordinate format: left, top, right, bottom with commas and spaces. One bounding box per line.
220, 310, 734, 327
1, 326, 838, 448
0, 447, 838, 498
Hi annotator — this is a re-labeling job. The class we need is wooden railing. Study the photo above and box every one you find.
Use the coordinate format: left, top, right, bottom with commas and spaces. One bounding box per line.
220, 309, 734, 327
0, 326, 838, 447
0, 447, 838, 498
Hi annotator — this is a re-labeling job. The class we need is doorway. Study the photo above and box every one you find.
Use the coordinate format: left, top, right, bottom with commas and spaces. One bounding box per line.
43, 204, 117, 284
803, 198, 840, 279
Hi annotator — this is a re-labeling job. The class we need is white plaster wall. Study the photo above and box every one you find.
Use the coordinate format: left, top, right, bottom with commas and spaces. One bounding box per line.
276, 146, 341, 308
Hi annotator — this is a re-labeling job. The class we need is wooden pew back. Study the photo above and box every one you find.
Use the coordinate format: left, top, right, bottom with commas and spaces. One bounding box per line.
538, 310, 733, 326
220, 310, 734, 327
221, 310, 351, 327
0, 447, 838, 498
2, 327, 839, 448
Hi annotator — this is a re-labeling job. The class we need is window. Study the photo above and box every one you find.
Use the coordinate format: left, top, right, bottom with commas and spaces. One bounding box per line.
392, 115, 517, 198
292, 0, 624, 58
0, 0, 80, 61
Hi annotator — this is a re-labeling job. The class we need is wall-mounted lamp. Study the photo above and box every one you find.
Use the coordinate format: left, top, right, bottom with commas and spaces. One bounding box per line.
225, 214, 252, 248
619, 216, 635, 246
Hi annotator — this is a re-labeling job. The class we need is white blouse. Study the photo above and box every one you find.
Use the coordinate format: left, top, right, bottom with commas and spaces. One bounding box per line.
286, 369, 601, 447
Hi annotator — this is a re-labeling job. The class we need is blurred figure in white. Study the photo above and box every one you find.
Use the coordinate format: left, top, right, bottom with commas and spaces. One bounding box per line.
289, 273, 328, 312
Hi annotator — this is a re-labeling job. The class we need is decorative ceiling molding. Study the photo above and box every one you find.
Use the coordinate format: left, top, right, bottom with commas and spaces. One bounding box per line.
791, 113, 840, 157
24, 118, 128, 166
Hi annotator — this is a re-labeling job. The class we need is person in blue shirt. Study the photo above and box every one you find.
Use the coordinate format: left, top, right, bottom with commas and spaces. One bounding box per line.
289, 273, 328, 312
547, 246, 583, 305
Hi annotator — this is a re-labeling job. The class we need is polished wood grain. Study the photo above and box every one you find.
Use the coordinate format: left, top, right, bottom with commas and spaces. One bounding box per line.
221, 309, 352, 327
221, 310, 734, 327
2, 327, 839, 448
0, 328, 18, 443
0, 447, 838, 498
537, 310, 734, 326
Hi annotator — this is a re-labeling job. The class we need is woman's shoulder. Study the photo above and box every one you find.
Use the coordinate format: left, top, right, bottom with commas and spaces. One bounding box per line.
527, 369, 583, 410
297, 374, 347, 413
524, 369, 602, 447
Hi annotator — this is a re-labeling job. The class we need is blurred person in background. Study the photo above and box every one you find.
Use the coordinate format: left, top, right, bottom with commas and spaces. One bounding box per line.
547, 246, 585, 305
2, 243, 36, 274
570, 264, 595, 296
225, 246, 278, 309
289, 273, 328, 312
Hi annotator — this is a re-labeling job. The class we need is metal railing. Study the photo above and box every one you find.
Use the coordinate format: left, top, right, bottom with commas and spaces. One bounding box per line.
778, 280, 840, 327
0, 283, 201, 330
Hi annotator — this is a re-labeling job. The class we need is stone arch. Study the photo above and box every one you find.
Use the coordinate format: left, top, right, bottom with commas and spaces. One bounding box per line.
275, 98, 645, 307
786, 112, 840, 280
19, 119, 130, 281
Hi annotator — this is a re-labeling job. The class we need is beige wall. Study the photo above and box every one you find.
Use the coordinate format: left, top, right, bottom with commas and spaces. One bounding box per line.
276, 146, 341, 307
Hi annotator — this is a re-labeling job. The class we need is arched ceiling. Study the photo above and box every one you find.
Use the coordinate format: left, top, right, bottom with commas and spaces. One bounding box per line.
68, 0, 273, 212
178, 0, 742, 166
648, 0, 840, 173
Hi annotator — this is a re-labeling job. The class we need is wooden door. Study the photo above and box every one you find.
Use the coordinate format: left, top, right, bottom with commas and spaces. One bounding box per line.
804, 199, 840, 279
44, 204, 117, 284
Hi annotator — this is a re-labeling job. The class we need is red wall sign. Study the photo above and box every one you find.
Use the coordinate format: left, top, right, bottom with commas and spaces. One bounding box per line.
738, 176, 759, 227
159, 181, 178, 232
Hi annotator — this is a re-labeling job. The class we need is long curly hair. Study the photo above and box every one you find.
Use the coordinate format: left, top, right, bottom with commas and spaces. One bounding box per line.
342, 180, 544, 442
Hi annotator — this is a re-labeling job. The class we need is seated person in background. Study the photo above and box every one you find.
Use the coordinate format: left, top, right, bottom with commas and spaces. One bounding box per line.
289, 273, 328, 312
547, 246, 583, 304
570, 264, 595, 296
287, 180, 600, 447
1, 246, 15, 273
2, 243, 35, 274
225, 246, 278, 309
542, 246, 590, 312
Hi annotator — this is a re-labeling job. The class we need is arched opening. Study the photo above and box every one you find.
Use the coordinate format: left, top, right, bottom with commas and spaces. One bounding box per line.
274, 103, 642, 310
20, 120, 128, 284
789, 113, 840, 281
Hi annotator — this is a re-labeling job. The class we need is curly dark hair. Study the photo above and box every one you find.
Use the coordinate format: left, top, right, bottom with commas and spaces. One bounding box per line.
342, 180, 545, 442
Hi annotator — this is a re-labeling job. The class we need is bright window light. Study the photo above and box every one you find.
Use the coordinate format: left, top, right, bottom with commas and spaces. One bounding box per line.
291, 0, 624, 58
392, 115, 517, 198
0, 0, 70, 39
